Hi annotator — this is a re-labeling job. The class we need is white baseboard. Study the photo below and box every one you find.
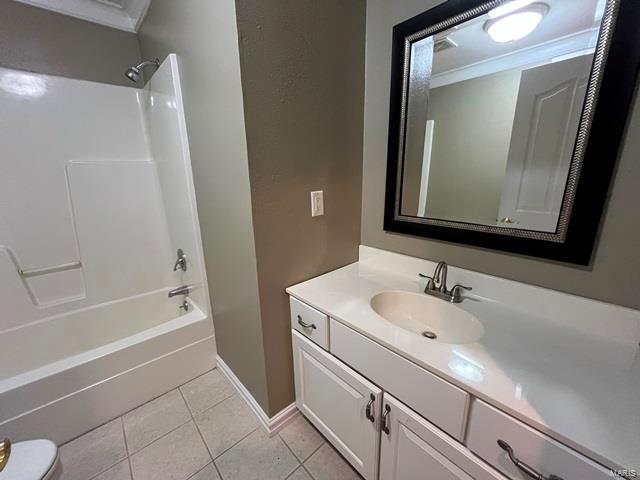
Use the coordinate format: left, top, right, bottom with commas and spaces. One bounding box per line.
216, 355, 299, 436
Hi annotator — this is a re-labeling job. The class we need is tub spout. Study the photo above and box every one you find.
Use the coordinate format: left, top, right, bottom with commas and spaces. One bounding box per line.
168, 285, 193, 298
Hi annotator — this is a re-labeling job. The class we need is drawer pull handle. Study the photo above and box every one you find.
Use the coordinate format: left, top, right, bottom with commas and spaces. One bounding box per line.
498, 440, 564, 480
365, 394, 375, 422
382, 404, 391, 435
297, 315, 316, 330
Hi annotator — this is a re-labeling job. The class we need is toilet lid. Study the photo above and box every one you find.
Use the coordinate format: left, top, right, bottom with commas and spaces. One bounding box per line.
0, 439, 57, 480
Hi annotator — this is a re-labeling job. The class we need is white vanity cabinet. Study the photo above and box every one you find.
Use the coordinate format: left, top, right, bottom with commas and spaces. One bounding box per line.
292, 330, 382, 479
289, 295, 618, 480
380, 394, 507, 480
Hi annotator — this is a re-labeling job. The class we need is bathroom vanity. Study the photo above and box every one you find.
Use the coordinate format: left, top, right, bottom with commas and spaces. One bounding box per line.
286, 247, 640, 480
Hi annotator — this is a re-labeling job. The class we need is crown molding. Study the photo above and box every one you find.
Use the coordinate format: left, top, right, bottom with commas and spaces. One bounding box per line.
13, 0, 151, 32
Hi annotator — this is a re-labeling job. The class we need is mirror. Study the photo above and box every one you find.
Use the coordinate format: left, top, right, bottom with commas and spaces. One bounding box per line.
385, 0, 640, 264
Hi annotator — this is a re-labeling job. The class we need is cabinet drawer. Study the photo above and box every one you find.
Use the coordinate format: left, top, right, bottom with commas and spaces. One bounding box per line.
292, 331, 381, 480
290, 296, 329, 349
330, 319, 469, 441
380, 393, 507, 480
467, 399, 612, 480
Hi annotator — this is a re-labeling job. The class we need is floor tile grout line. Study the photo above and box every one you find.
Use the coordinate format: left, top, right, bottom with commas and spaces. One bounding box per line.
177, 387, 226, 480
85, 459, 127, 480
182, 367, 218, 387
126, 414, 194, 457
178, 386, 196, 422
125, 383, 229, 456
186, 390, 237, 419
180, 385, 197, 418
179, 367, 235, 417
177, 380, 236, 480
304, 441, 326, 464
181, 387, 262, 463
178, 386, 214, 464
184, 461, 214, 480
60, 415, 126, 447
213, 425, 261, 462
120, 416, 135, 480
83, 418, 129, 480
277, 431, 305, 467
212, 461, 225, 480
301, 463, 317, 480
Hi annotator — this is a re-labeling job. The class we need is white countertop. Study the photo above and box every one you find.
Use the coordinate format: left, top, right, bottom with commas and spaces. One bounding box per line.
286, 247, 640, 472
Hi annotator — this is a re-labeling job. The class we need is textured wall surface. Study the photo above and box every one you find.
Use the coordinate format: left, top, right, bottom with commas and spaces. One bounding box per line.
138, 0, 270, 410
362, 0, 640, 309
236, 0, 366, 415
0, 0, 140, 86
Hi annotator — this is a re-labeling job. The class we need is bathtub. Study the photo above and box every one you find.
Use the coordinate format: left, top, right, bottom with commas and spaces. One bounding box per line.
0, 288, 215, 445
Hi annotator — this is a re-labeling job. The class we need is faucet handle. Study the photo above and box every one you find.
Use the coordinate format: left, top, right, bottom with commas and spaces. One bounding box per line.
419, 273, 437, 291
173, 249, 187, 272
450, 284, 472, 302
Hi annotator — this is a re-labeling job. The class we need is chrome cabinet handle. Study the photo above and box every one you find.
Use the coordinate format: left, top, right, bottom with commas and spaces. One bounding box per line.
297, 315, 316, 330
381, 404, 391, 435
365, 394, 375, 422
498, 440, 564, 480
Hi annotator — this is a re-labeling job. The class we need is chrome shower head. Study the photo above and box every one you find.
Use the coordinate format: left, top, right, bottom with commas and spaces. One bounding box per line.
125, 66, 142, 82
124, 58, 160, 83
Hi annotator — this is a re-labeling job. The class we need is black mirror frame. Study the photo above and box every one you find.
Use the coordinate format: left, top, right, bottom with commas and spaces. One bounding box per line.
384, 0, 640, 265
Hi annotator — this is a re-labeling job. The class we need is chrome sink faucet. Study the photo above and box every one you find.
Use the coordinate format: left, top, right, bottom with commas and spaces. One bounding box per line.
419, 261, 472, 303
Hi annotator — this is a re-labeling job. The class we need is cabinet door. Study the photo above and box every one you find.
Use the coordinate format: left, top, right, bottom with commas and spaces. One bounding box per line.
380, 394, 506, 480
292, 330, 381, 480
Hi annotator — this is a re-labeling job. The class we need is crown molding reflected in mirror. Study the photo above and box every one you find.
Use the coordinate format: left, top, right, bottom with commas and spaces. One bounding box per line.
384, 0, 640, 265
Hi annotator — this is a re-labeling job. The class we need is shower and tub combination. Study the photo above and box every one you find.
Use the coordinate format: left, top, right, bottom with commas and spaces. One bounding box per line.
0, 55, 215, 444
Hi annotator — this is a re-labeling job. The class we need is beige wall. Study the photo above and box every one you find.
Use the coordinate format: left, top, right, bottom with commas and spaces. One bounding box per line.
424, 70, 520, 224
362, 0, 640, 309
0, 0, 140, 86
138, 0, 269, 411
235, 0, 366, 415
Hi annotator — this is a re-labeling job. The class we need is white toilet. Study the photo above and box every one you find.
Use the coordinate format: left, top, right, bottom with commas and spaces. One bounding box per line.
0, 439, 59, 480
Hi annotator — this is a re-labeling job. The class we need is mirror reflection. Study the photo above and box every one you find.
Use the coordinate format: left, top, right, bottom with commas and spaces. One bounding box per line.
400, 0, 606, 232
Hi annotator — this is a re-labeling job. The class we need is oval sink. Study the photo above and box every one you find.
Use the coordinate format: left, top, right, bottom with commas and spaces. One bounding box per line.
370, 291, 484, 344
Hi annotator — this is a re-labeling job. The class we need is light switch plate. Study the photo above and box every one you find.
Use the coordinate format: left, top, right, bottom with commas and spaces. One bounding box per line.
311, 190, 324, 217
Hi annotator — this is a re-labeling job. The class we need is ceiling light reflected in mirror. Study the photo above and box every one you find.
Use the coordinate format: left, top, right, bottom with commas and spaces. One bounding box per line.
485, 3, 549, 43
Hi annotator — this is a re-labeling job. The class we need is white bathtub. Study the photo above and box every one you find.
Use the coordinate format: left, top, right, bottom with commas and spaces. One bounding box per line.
0, 288, 215, 444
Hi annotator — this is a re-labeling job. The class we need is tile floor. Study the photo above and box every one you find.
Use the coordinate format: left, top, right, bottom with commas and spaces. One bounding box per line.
59, 369, 362, 480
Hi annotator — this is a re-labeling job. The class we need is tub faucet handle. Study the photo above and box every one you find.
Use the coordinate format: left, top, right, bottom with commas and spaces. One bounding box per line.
173, 249, 187, 272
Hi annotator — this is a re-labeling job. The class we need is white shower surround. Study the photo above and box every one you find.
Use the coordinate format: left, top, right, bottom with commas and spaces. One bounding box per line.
0, 55, 215, 444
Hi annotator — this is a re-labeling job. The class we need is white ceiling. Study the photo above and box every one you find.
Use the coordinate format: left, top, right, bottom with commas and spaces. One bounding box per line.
13, 0, 151, 32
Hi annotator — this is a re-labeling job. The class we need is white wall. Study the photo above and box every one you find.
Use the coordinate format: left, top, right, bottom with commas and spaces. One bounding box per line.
0, 65, 192, 333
